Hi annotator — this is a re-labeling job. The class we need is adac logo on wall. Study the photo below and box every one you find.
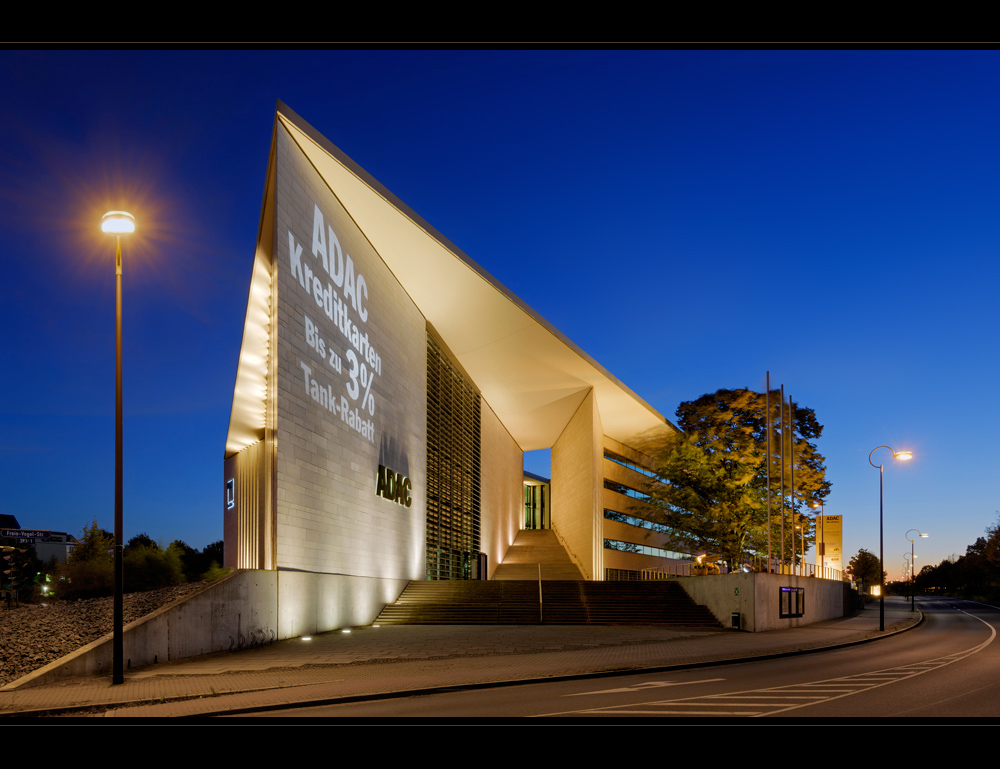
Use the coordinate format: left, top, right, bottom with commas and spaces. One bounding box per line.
376, 465, 412, 507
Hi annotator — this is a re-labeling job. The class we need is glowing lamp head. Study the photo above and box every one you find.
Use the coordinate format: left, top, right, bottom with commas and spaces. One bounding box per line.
893, 451, 913, 461
102, 211, 135, 234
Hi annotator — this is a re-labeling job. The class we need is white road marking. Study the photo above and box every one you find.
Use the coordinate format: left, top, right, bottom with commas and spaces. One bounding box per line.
543, 605, 998, 717
565, 678, 725, 696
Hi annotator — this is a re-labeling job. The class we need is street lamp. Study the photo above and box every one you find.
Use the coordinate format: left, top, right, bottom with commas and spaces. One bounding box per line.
906, 529, 928, 613
869, 446, 912, 631
102, 210, 134, 685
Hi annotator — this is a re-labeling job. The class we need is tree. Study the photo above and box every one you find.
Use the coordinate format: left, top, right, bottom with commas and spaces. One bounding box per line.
52, 524, 229, 598
203, 540, 224, 566
169, 539, 201, 582
125, 532, 158, 552
908, 517, 1000, 601
198, 540, 228, 581
847, 548, 884, 593
123, 541, 184, 593
982, 516, 1000, 571
67, 520, 114, 563
636, 388, 829, 569
56, 520, 114, 600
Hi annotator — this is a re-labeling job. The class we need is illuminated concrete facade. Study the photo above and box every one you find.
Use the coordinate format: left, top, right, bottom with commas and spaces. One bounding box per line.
224, 103, 682, 631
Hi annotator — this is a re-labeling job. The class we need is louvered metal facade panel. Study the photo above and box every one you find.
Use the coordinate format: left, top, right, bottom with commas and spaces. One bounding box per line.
425, 333, 481, 580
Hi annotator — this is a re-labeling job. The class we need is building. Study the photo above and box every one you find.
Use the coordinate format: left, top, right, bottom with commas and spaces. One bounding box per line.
224, 103, 690, 631
0, 515, 75, 564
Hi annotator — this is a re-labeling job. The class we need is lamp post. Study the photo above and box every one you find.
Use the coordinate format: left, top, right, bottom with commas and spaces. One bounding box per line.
869, 446, 912, 631
906, 529, 928, 612
102, 210, 134, 685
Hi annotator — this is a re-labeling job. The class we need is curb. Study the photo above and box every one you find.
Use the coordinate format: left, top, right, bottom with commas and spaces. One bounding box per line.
4, 611, 922, 719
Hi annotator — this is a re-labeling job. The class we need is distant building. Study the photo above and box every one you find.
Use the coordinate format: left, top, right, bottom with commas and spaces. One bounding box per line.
0, 515, 76, 563
0, 514, 20, 531
34, 532, 76, 564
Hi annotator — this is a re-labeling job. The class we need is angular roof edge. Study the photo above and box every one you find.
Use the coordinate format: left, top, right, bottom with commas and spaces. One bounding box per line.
275, 101, 678, 449
226, 101, 679, 457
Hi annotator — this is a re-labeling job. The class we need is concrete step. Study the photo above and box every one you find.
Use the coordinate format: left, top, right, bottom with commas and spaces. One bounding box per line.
373, 579, 722, 628
492, 529, 584, 580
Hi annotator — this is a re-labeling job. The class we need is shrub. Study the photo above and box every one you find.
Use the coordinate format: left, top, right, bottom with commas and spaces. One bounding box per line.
55, 520, 114, 600
123, 542, 185, 593
199, 561, 231, 582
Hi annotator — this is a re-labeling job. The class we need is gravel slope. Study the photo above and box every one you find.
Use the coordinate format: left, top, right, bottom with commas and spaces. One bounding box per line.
0, 583, 209, 687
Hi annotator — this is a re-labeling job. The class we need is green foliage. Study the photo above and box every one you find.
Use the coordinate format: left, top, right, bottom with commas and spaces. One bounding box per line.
68, 520, 114, 565
914, 517, 1000, 598
53, 522, 224, 599
123, 542, 185, 593
847, 548, 883, 591
56, 520, 114, 600
637, 389, 829, 568
125, 532, 158, 552
168, 539, 200, 582
199, 561, 231, 582
203, 540, 224, 566
169, 539, 226, 582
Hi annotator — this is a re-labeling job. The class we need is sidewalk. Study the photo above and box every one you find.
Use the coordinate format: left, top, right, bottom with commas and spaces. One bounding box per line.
0, 598, 920, 718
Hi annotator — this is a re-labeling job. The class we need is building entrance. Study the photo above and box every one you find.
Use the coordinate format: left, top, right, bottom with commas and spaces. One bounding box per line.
523, 473, 550, 530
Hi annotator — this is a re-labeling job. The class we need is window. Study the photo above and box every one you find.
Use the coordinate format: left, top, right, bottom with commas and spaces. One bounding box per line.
604, 479, 651, 502
604, 450, 657, 479
779, 586, 805, 618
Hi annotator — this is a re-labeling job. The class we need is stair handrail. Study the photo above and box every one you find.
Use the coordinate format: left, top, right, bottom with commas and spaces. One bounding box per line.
538, 563, 543, 622
550, 525, 588, 580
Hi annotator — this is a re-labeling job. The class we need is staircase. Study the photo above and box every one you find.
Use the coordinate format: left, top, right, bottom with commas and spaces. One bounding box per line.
374, 529, 721, 627
373, 579, 721, 628
491, 529, 584, 580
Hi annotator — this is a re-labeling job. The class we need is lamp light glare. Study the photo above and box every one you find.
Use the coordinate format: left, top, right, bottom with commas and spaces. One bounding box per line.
102, 211, 135, 234
894, 451, 913, 461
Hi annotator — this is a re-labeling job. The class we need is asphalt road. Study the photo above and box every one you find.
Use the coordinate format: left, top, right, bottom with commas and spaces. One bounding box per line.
242, 598, 998, 719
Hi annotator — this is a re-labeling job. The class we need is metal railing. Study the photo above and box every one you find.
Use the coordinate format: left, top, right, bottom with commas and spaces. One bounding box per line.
750, 556, 846, 581
606, 561, 848, 582
605, 560, 851, 582
641, 563, 694, 579
606, 567, 693, 581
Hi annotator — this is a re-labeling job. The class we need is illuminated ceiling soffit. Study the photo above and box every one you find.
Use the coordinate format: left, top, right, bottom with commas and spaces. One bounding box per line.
278, 105, 676, 450
225, 145, 276, 457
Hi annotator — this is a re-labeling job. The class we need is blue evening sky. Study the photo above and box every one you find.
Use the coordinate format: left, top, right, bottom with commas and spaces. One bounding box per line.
2, 50, 996, 579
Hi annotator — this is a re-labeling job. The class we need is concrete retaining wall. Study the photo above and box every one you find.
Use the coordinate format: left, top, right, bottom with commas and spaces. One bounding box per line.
7, 570, 848, 689
8, 569, 407, 689
676, 572, 846, 632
